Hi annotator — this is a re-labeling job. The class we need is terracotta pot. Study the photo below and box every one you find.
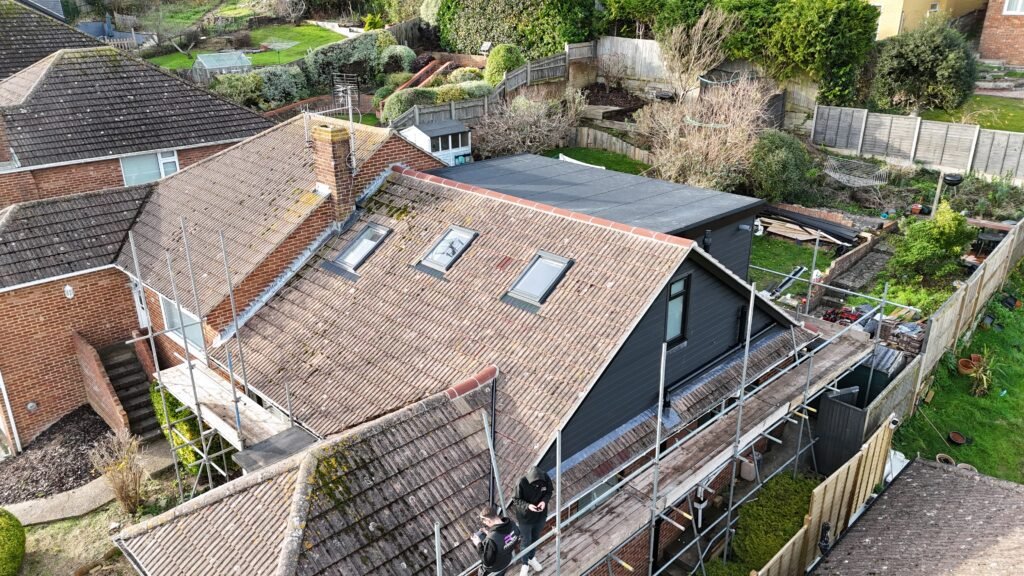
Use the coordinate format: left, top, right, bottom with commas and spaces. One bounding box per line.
910, 204, 923, 215
957, 359, 977, 375
949, 431, 967, 445
971, 354, 984, 365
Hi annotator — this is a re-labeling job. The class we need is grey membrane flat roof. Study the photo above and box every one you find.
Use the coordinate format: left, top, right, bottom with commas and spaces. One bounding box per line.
412, 119, 468, 137
431, 154, 763, 234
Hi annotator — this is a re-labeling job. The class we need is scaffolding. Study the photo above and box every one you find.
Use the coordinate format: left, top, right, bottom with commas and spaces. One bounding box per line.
125, 219, 296, 501
434, 276, 883, 576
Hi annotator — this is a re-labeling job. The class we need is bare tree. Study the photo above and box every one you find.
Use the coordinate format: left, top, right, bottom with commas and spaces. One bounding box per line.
474, 89, 587, 158
253, 0, 307, 21
636, 79, 772, 190
598, 53, 629, 94
659, 7, 740, 97
90, 429, 146, 515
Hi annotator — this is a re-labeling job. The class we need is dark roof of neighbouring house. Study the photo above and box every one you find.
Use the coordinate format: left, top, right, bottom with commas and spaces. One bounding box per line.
0, 0, 100, 80
0, 184, 152, 288
431, 154, 764, 234
117, 116, 393, 316
15, 0, 62, 20
118, 380, 496, 576
223, 167, 694, 483
0, 46, 274, 168
410, 119, 468, 137
812, 458, 1024, 576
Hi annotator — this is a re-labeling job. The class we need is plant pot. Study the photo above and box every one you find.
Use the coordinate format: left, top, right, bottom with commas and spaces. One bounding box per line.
936, 453, 956, 466
957, 358, 977, 375
957, 463, 978, 472
949, 431, 967, 445
910, 204, 923, 215
970, 354, 984, 365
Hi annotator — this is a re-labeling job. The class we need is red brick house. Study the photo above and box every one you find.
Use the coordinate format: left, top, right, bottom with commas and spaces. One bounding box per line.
0, 117, 443, 450
980, 0, 1024, 66
0, 45, 273, 208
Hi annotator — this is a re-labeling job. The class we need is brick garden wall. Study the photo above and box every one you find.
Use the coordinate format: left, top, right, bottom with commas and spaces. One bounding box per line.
73, 331, 130, 435
0, 268, 138, 446
980, 0, 1024, 66
0, 143, 235, 209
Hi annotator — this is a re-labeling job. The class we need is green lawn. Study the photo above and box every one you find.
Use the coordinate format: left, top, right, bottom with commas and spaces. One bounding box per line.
160, 0, 218, 27
356, 113, 380, 126
542, 147, 650, 175
921, 95, 1024, 133
147, 24, 344, 70
894, 266, 1024, 483
748, 234, 835, 297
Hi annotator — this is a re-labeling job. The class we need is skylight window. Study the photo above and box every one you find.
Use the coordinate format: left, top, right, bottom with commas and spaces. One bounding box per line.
422, 226, 477, 271
508, 251, 573, 305
335, 224, 390, 272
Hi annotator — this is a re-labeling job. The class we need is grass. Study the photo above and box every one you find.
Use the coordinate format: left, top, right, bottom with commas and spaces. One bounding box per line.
921, 95, 1024, 133
748, 235, 835, 297
147, 24, 344, 70
356, 113, 380, 126
894, 266, 1024, 483
542, 147, 650, 175
159, 0, 219, 27
215, 0, 258, 17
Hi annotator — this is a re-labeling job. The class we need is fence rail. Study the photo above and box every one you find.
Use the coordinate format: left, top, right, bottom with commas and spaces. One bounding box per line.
573, 127, 652, 165
812, 105, 1024, 180
758, 419, 895, 576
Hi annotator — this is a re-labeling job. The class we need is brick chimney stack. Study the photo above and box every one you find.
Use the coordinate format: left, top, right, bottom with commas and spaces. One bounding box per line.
0, 118, 13, 164
311, 123, 353, 219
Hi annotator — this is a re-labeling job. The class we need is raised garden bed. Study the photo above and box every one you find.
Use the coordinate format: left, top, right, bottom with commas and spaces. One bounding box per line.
584, 83, 646, 109
0, 405, 107, 505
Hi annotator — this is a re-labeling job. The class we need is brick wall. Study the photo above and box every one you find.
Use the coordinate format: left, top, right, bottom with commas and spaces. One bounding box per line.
0, 268, 138, 446
0, 143, 234, 209
354, 133, 444, 195
73, 331, 130, 434
980, 0, 1024, 65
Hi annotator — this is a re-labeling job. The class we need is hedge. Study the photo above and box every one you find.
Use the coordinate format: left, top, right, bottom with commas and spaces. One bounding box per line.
150, 380, 201, 473
732, 474, 819, 568
448, 66, 483, 83
0, 508, 24, 576
437, 0, 594, 59
381, 81, 495, 120
303, 30, 398, 90
484, 44, 526, 85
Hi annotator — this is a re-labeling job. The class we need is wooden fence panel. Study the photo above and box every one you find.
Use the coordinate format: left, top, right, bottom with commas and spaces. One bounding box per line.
574, 127, 652, 165
920, 284, 965, 376
567, 41, 596, 60
915, 120, 975, 170
596, 36, 668, 82
862, 113, 917, 161
973, 130, 1024, 179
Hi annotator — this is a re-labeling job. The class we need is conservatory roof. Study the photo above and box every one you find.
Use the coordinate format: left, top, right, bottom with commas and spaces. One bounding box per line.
194, 51, 251, 69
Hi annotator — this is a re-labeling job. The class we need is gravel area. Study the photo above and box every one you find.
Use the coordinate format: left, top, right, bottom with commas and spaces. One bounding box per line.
0, 405, 108, 505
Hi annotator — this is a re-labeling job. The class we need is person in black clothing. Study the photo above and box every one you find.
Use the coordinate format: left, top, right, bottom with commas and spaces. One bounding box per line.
472, 504, 521, 575
510, 467, 553, 574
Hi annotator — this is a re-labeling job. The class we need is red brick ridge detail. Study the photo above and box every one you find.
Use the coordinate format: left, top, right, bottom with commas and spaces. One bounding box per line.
445, 365, 499, 399
391, 166, 694, 248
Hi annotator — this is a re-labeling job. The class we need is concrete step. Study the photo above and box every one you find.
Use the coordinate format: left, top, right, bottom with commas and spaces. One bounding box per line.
100, 344, 135, 364
106, 361, 144, 381
127, 404, 156, 422
111, 372, 148, 392
121, 393, 153, 411
117, 381, 151, 401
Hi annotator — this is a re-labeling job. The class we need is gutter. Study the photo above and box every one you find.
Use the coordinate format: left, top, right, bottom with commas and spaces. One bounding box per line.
0, 138, 245, 174
0, 369, 22, 453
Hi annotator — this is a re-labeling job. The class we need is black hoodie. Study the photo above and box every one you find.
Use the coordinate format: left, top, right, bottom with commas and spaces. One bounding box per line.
478, 517, 521, 572
510, 467, 554, 524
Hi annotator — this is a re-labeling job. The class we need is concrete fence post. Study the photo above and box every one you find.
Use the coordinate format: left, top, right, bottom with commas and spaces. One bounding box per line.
413, 105, 420, 124
810, 104, 820, 143
909, 116, 923, 162
967, 124, 982, 173
857, 109, 869, 155
526, 60, 531, 85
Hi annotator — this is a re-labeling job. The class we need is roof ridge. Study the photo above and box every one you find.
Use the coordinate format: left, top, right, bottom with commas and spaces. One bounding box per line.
0, 50, 58, 107
391, 165, 694, 249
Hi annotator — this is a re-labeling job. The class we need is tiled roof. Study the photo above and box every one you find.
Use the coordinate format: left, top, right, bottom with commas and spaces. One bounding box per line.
813, 458, 1024, 576
0, 0, 100, 80
16, 0, 64, 20
118, 380, 497, 576
0, 184, 151, 288
0, 46, 274, 167
224, 168, 692, 495
118, 116, 392, 316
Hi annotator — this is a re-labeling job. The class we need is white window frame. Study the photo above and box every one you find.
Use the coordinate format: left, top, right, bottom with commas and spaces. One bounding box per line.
507, 251, 573, 305
421, 226, 478, 272
158, 294, 205, 352
120, 150, 180, 186
1007, 0, 1024, 15
335, 223, 391, 272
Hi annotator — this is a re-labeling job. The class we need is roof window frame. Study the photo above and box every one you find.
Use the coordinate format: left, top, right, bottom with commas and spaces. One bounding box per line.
335, 223, 391, 273
421, 225, 478, 272
507, 250, 574, 306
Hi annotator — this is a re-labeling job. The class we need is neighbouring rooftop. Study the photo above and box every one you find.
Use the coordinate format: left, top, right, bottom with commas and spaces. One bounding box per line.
0, 184, 151, 288
432, 154, 764, 235
0, 0, 100, 80
411, 119, 468, 137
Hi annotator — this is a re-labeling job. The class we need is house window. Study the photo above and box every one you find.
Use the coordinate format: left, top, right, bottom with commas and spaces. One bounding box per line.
453, 132, 470, 148
440, 135, 451, 151
666, 277, 690, 344
927, 2, 939, 14
431, 136, 443, 152
121, 150, 179, 185
159, 294, 204, 350
1007, 0, 1024, 14
422, 226, 477, 271
336, 223, 390, 272
508, 251, 573, 305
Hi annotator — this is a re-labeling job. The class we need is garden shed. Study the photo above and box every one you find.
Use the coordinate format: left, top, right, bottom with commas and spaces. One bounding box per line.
192, 51, 252, 84
401, 120, 472, 166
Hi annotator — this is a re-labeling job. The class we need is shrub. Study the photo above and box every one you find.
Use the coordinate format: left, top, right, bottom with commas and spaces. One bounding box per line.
373, 85, 396, 107
459, 79, 493, 97
447, 66, 483, 83
257, 66, 309, 106
484, 43, 526, 85
411, 52, 435, 73
438, 0, 594, 58
210, 73, 265, 109
763, 0, 878, 106
386, 71, 414, 88
423, 72, 449, 87
717, 0, 780, 60
380, 44, 417, 73
434, 83, 467, 103
420, 0, 442, 25
870, 15, 977, 112
748, 130, 816, 203
89, 429, 146, 515
232, 30, 252, 48
150, 380, 201, 472
383, 0, 421, 22
732, 474, 819, 567
363, 12, 386, 29
950, 174, 1024, 220
381, 87, 438, 120
886, 201, 976, 284
304, 30, 398, 89
0, 509, 24, 576
702, 558, 757, 576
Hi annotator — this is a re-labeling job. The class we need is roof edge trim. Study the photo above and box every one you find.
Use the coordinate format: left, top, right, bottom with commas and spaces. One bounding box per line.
445, 365, 499, 399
